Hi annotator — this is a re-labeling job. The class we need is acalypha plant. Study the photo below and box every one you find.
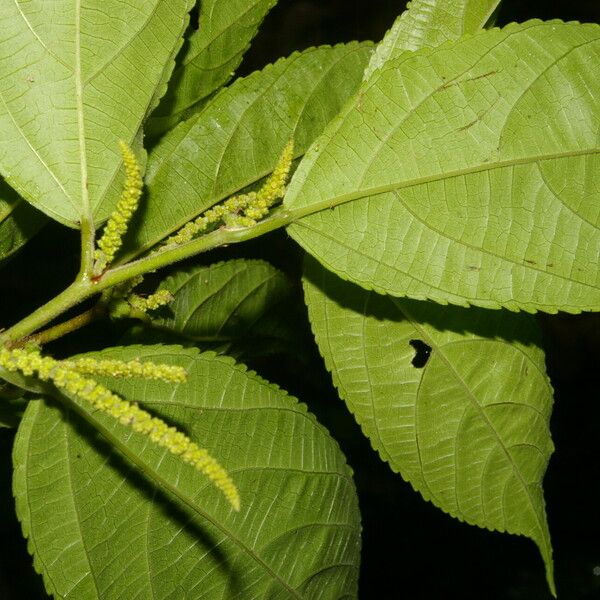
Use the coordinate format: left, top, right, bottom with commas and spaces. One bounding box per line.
0, 1, 598, 598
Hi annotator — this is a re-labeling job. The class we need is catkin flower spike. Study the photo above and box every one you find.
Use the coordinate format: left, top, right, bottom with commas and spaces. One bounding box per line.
127, 289, 174, 312
241, 139, 294, 223
164, 193, 252, 246
164, 139, 294, 245
63, 357, 187, 383
0, 347, 240, 511
94, 142, 143, 275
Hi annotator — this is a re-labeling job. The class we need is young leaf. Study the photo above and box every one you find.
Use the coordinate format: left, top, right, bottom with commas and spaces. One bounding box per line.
303, 256, 555, 594
0, 180, 46, 264
142, 259, 303, 361
285, 21, 600, 313
148, 0, 279, 136
13, 345, 360, 599
0, 1, 193, 227
364, 0, 500, 79
121, 43, 372, 259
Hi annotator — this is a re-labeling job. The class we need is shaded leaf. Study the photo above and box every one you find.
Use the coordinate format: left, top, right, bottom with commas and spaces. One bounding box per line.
148, 0, 278, 136
0, 1, 193, 226
286, 21, 600, 313
0, 387, 27, 428
13, 345, 360, 599
303, 256, 555, 593
146, 259, 305, 363
121, 42, 372, 260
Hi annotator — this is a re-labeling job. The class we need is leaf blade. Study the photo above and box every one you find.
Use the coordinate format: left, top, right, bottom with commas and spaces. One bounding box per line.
13, 345, 361, 599
121, 42, 372, 260
148, 0, 279, 136
364, 0, 500, 78
0, 179, 46, 264
286, 21, 600, 313
303, 257, 555, 593
0, 1, 193, 226
136, 259, 307, 364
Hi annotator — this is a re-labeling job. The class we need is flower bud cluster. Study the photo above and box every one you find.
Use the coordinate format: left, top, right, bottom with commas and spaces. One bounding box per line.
242, 139, 294, 222
127, 289, 174, 312
94, 142, 143, 274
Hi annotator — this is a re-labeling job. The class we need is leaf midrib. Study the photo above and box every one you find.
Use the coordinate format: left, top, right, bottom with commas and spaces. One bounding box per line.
75, 0, 90, 225
288, 147, 599, 221
290, 149, 600, 291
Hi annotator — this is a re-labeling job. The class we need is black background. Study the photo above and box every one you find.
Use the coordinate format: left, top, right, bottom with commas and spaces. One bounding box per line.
1, 1, 600, 598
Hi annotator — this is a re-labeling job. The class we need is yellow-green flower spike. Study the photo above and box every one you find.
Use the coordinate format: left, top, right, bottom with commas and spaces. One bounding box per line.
94, 142, 143, 274
164, 193, 252, 246
261, 139, 294, 202
164, 139, 294, 246
127, 290, 174, 312
241, 139, 294, 223
0, 347, 240, 511
64, 357, 187, 383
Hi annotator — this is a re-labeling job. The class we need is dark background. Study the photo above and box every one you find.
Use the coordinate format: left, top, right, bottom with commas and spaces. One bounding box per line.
1, 1, 600, 598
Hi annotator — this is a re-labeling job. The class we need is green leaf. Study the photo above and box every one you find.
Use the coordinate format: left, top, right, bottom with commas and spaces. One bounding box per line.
0, 1, 193, 227
121, 42, 372, 260
13, 345, 360, 599
286, 21, 600, 313
0, 180, 46, 264
303, 256, 555, 594
145, 259, 304, 362
364, 0, 500, 79
148, 0, 279, 137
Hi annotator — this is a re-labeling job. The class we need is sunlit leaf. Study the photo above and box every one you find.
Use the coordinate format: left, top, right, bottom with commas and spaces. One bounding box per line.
286, 21, 600, 313
364, 0, 500, 78
121, 42, 371, 260
0, 1, 193, 226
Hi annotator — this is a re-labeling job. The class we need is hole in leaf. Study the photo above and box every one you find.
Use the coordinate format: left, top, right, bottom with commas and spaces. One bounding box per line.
409, 339, 432, 368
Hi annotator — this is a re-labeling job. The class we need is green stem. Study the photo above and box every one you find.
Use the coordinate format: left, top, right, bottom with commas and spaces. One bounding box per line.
0, 280, 93, 347
0, 207, 296, 346
29, 303, 105, 346
78, 218, 96, 280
